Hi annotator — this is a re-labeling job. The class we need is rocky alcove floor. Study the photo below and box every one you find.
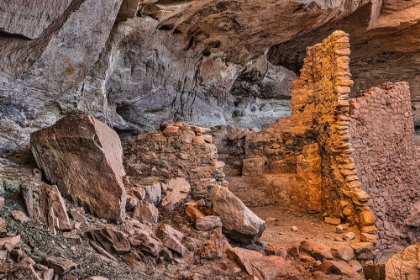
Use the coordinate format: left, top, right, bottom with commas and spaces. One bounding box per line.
0, 181, 368, 280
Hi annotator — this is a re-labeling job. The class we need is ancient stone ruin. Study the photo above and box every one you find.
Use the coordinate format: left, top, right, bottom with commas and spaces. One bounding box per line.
1, 1, 420, 279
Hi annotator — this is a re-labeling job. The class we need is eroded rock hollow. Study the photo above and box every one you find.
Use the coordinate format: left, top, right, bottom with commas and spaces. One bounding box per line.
1, 0, 420, 279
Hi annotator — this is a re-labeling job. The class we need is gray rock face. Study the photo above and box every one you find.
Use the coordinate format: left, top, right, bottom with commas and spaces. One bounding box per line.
1, 0, 418, 159
0, 0, 73, 39
211, 185, 265, 244
30, 115, 126, 223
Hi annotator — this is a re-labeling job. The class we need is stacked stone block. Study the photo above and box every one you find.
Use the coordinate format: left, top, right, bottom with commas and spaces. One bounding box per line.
217, 31, 375, 232
122, 123, 226, 200
349, 82, 420, 255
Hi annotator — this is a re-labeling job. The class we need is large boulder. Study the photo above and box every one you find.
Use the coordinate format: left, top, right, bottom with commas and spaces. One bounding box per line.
30, 115, 126, 223
211, 185, 265, 244
385, 243, 420, 280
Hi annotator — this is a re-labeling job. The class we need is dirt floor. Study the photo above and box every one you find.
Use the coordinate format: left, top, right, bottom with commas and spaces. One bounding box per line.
252, 206, 360, 250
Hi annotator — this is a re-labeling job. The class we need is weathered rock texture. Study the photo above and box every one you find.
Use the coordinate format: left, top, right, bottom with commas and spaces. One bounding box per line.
213, 31, 420, 261
268, 1, 420, 125
384, 242, 420, 280
349, 82, 420, 261
30, 115, 126, 223
21, 180, 71, 232
122, 123, 225, 201
3, 0, 420, 157
212, 185, 265, 244
214, 31, 373, 230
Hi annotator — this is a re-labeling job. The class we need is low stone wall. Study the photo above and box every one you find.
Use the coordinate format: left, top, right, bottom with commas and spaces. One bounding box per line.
122, 123, 226, 201
349, 82, 420, 260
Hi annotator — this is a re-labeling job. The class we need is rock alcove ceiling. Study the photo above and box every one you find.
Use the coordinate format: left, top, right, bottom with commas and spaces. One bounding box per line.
1, 0, 420, 279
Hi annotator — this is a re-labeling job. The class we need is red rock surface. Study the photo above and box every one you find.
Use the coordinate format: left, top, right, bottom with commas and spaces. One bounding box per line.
30, 115, 126, 223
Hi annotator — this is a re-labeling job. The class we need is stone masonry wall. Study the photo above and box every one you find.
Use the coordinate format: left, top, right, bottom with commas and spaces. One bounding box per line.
349, 82, 420, 260
237, 31, 374, 230
122, 123, 226, 201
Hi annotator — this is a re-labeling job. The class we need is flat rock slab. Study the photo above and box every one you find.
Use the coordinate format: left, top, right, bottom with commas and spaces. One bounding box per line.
163, 236, 187, 257
212, 185, 265, 244
155, 224, 184, 241
195, 215, 222, 231
130, 233, 162, 257
30, 115, 126, 223
45, 256, 77, 275
227, 247, 299, 280
161, 178, 190, 210
316, 260, 362, 279
86, 227, 131, 255
21, 180, 71, 231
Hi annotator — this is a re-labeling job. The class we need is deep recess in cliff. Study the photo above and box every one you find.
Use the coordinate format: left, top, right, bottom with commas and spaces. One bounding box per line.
1, 0, 420, 279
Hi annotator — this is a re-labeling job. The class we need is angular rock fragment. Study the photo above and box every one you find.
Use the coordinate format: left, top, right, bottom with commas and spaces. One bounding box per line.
130, 201, 158, 224
265, 244, 287, 259
161, 178, 190, 210
331, 245, 355, 262
163, 236, 187, 257
185, 202, 205, 220
155, 224, 184, 241
299, 241, 333, 261
21, 180, 71, 231
195, 215, 222, 231
227, 247, 299, 279
89, 241, 117, 261
0, 235, 20, 248
200, 228, 225, 260
211, 185, 265, 244
316, 260, 362, 279
44, 256, 77, 275
69, 208, 87, 224
350, 242, 375, 260
86, 227, 131, 255
41, 268, 55, 280
0, 249, 6, 263
0, 217, 5, 233
11, 210, 27, 223
125, 195, 138, 211
143, 183, 162, 205
30, 115, 126, 223
130, 233, 162, 257
385, 243, 420, 280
